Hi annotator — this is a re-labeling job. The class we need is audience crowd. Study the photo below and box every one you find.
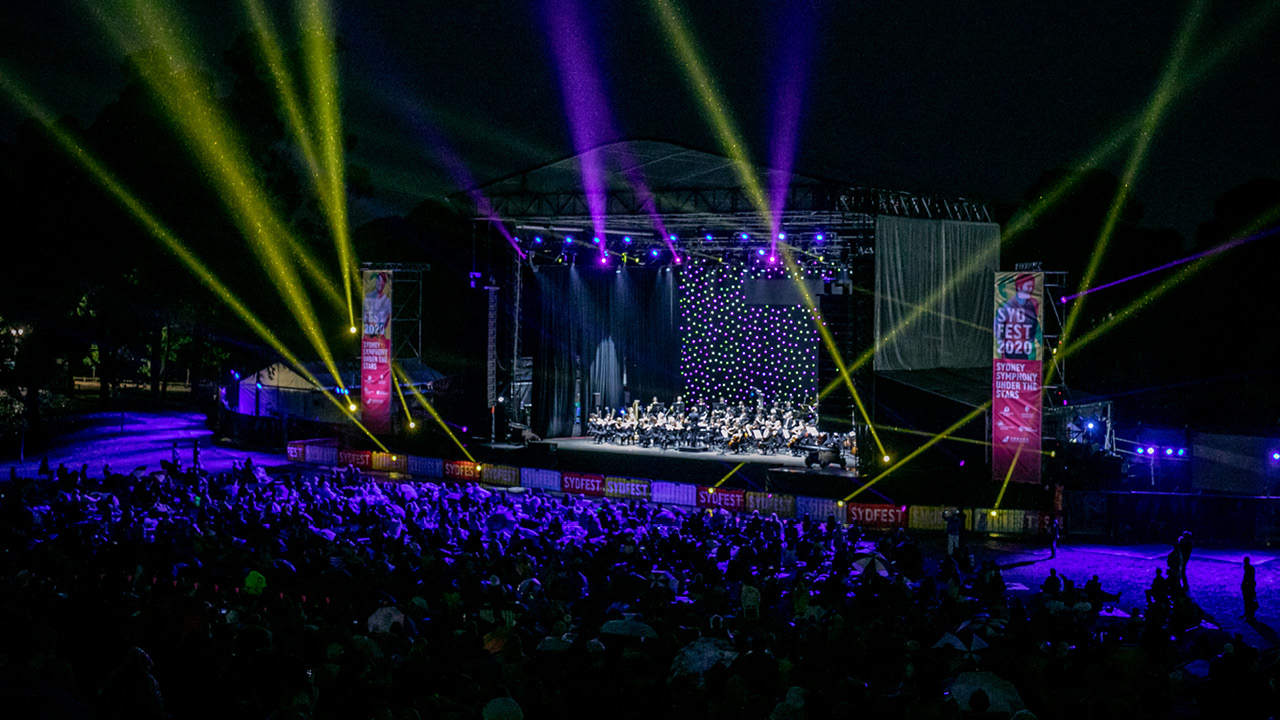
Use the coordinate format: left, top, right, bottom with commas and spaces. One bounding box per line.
0, 459, 1276, 719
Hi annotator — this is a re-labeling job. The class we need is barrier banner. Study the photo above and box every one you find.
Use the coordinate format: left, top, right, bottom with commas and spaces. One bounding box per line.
443, 460, 483, 481
482, 464, 521, 487
796, 496, 842, 521
408, 456, 444, 478
847, 503, 907, 528
697, 487, 746, 512
605, 476, 652, 501
305, 445, 339, 466
652, 481, 697, 506
993, 271, 1044, 485
520, 467, 561, 491
371, 452, 407, 473
338, 449, 372, 469
746, 492, 796, 518
361, 270, 394, 433
909, 505, 971, 532
286, 441, 307, 461
561, 472, 606, 497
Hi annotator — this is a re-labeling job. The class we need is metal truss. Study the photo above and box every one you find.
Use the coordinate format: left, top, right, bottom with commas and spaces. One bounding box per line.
837, 188, 993, 222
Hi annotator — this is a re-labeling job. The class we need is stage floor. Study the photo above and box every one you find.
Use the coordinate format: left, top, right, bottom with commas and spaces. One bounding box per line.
476, 436, 867, 499
548, 436, 819, 468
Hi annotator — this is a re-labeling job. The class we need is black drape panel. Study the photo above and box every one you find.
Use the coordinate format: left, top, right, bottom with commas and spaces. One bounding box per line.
532, 267, 678, 438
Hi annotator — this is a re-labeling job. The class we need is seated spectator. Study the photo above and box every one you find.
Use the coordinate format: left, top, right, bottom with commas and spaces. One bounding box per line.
1041, 568, 1062, 597
1084, 574, 1120, 608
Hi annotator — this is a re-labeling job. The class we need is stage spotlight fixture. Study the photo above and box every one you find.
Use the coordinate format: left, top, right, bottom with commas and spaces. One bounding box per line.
1087, 422, 1095, 429
882, 455, 891, 463
623, 236, 632, 243
740, 233, 749, 240
1272, 451, 1280, 461
409, 422, 416, 429
768, 255, 777, 264
1146, 447, 1155, 455
778, 232, 786, 240
959, 460, 966, 467
990, 510, 998, 517
592, 236, 600, 244
599, 255, 608, 265
565, 236, 573, 243
349, 326, 357, 334
705, 233, 712, 241
498, 396, 505, 403
757, 248, 766, 256
674, 256, 682, 265
837, 500, 845, 507
1165, 448, 1173, 455
533, 236, 543, 244
349, 403, 357, 412
815, 233, 824, 242
651, 249, 660, 257
670, 234, 678, 241
1177, 449, 1185, 456
256, 382, 262, 389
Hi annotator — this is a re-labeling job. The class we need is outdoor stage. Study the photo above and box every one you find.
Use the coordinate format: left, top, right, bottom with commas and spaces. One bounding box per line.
479, 436, 879, 502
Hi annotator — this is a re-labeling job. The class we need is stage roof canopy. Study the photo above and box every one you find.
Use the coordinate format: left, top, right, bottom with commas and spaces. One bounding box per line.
456, 139, 994, 239
475, 139, 829, 195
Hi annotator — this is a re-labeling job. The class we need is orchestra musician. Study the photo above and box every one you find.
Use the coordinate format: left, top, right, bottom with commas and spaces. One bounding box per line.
579, 395, 856, 463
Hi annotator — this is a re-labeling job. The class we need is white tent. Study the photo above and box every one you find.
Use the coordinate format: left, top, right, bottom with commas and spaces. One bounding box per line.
235, 359, 443, 423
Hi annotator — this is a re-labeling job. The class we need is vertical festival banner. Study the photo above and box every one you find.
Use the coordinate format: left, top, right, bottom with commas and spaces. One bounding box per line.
992, 272, 1043, 484
361, 270, 393, 433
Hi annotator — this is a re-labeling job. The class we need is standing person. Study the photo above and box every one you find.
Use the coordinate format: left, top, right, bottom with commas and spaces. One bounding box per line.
1146, 568, 1169, 607
1242, 556, 1258, 621
1050, 514, 1061, 557
1175, 531, 1194, 594
945, 508, 963, 557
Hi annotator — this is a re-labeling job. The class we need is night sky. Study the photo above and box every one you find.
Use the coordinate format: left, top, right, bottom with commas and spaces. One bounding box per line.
2, 0, 1277, 239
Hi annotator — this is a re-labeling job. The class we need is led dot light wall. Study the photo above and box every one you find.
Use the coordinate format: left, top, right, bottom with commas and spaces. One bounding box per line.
679, 260, 819, 403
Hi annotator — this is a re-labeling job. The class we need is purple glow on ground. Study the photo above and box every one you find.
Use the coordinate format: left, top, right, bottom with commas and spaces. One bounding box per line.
543, 0, 613, 240
10, 411, 287, 477
1061, 226, 1278, 303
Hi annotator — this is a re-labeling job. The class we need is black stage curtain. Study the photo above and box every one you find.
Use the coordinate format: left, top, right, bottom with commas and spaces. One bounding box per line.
532, 267, 679, 438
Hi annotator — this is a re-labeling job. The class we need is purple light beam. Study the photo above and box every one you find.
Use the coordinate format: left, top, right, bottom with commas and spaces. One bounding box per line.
768, 1, 817, 248
1060, 226, 1279, 303
400, 99, 524, 258
342, 14, 522, 257
543, 0, 613, 242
